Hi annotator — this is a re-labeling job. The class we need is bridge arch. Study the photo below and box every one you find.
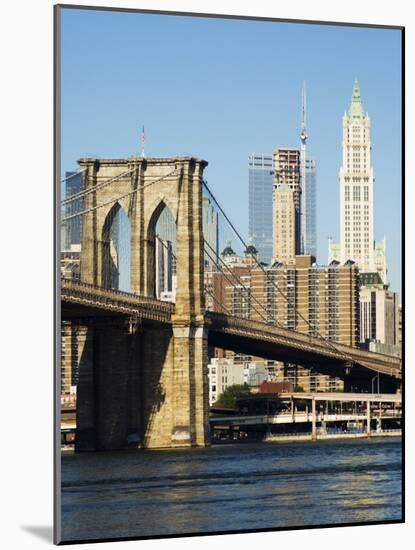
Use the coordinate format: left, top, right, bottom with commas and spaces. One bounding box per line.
101, 202, 131, 291
146, 200, 177, 300
79, 157, 207, 314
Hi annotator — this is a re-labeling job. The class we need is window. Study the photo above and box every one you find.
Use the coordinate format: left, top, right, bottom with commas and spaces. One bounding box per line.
345, 186, 350, 201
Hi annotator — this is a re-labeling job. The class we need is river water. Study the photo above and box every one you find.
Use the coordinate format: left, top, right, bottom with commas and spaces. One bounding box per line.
60, 437, 402, 542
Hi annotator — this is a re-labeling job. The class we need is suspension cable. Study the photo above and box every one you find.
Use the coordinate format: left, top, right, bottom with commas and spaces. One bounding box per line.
203, 244, 270, 323
204, 284, 233, 316
202, 180, 354, 364
155, 236, 233, 317
61, 168, 179, 222
60, 168, 86, 184
204, 240, 284, 327
62, 167, 137, 205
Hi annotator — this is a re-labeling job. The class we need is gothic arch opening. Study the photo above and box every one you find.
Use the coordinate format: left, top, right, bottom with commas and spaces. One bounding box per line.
147, 202, 177, 301
102, 203, 131, 292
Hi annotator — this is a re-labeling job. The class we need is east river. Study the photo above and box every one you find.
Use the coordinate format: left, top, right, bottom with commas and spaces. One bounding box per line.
60, 437, 402, 543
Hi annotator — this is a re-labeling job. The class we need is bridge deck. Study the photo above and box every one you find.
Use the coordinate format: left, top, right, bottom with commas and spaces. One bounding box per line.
60, 280, 401, 379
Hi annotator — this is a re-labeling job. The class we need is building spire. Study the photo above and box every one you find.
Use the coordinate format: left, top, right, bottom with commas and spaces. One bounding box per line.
348, 78, 365, 118
300, 81, 308, 145
300, 81, 308, 255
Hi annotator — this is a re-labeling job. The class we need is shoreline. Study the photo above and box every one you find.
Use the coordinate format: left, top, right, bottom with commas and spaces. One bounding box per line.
60, 430, 401, 452
263, 430, 402, 443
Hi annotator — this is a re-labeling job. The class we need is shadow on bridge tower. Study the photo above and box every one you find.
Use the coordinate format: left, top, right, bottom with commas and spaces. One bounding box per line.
75, 156, 210, 451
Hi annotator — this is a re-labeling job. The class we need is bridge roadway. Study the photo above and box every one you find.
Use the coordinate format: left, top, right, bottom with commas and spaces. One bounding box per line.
61, 279, 402, 380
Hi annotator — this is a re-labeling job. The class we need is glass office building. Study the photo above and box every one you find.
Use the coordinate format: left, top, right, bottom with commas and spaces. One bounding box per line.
303, 157, 317, 259
248, 154, 273, 264
64, 171, 84, 248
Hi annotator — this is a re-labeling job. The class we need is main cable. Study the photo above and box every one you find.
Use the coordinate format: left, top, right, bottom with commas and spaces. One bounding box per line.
202, 180, 353, 364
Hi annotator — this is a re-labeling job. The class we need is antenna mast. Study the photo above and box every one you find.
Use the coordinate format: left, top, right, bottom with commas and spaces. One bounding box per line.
300, 82, 308, 254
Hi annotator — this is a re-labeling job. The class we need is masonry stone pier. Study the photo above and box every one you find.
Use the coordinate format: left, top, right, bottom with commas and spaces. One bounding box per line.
74, 156, 210, 450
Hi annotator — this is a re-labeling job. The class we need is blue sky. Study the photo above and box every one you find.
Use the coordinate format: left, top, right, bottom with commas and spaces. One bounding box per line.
61, 8, 402, 295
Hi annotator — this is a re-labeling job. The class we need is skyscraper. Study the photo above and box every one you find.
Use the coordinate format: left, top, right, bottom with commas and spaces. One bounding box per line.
272, 184, 296, 265
299, 83, 317, 260
248, 153, 274, 264
326, 80, 387, 282
339, 79, 375, 272
302, 157, 317, 258
272, 148, 301, 263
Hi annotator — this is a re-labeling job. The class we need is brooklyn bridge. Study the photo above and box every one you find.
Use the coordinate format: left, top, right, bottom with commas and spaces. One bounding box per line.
60, 156, 401, 451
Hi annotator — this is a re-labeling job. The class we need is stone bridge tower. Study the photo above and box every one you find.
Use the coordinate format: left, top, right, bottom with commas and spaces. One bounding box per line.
75, 156, 210, 450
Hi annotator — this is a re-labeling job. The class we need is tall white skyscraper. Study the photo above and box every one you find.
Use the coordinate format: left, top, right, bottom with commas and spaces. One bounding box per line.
328, 79, 387, 282
339, 79, 374, 272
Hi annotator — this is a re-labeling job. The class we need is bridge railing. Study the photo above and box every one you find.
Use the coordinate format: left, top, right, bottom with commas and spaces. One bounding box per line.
61, 277, 175, 321
206, 311, 347, 358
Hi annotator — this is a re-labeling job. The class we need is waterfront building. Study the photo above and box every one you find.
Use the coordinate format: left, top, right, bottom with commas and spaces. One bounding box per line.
359, 272, 400, 351
248, 153, 274, 264
208, 357, 245, 405
250, 255, 360, 347
207, 249, 359, 392
251, 255, 359, 393
207, 357, 271, 406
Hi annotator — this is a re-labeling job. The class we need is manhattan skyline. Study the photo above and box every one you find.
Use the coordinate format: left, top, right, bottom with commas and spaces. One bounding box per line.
61, 8, 402, 293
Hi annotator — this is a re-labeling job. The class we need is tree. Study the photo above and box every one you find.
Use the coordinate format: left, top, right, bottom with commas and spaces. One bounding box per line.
214, 383, 251, 408
293, 385, 304, 392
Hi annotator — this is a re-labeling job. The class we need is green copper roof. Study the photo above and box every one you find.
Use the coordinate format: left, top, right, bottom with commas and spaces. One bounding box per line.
222, 240, 235, 256
359, 272, 384, 287
348, 79, 365, 119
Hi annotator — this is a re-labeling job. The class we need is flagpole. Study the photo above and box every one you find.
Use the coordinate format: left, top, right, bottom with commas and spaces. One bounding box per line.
141, 125, 145, 157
